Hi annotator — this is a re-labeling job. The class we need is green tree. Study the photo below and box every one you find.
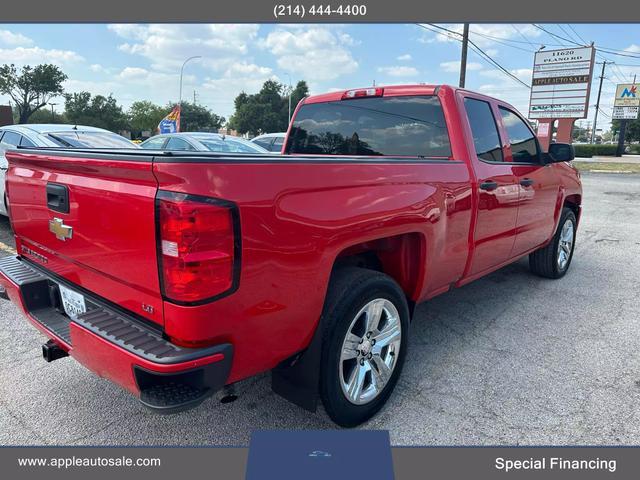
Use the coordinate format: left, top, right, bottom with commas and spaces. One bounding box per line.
612, 119, 640, 143
229, 80, 309, 136
572, 124, 589, 143
64, 92, 128, 132
0, 64, 67, 123
166, 102, 225, 132
128, 101, 166, 134
26, 108, 66, 124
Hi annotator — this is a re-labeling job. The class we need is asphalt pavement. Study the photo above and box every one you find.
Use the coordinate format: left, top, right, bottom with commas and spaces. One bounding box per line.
1, 173, 639, 446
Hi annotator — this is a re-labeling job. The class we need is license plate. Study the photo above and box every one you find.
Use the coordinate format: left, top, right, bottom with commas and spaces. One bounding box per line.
59, 284, 86, 319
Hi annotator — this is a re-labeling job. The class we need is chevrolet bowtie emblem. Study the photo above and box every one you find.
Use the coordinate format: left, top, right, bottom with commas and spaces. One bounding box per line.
49, 218, 73, 241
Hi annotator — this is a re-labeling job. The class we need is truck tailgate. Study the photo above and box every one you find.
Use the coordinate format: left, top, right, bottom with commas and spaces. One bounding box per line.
5, 150, 163, 326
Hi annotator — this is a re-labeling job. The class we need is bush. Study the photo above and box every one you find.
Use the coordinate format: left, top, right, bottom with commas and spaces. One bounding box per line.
573, 144, 618, 158
629, 144, 640, 154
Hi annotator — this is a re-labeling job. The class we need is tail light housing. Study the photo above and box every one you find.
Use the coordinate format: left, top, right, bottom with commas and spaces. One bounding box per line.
156, 191, 240, 305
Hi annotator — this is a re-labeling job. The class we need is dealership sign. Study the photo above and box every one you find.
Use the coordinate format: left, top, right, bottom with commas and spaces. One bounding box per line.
612, 84, 639, 119
612, 106, 639, 120
528, 47, 595, 119
614, 84, 639, 107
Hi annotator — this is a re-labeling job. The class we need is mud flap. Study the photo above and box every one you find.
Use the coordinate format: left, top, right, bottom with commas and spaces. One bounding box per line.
271, 315, 326, 412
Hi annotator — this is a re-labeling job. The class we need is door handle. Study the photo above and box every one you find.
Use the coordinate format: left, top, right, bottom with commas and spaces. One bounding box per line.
479, 181, 498, 191
519, 178, 535, 187
46, 183, 69, 214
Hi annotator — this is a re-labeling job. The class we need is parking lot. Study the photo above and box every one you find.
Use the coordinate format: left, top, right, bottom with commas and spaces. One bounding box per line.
0, 172, 639, 446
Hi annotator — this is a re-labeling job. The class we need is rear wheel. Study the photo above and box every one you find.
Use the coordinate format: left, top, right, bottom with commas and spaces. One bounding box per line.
319, 267, 409, 427
529, 207, 577, 279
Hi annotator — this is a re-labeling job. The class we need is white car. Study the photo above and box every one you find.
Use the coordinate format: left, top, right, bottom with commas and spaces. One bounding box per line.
140, 132, 270, 154
0, 124, 137, 217
250, 132, 286, 152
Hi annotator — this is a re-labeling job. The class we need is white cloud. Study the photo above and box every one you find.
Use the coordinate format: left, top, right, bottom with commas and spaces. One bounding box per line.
109, 24, 260, 72
377, 66, 419, 77
0, 30, 33, 47
0, 47, 84, 66
201, 62, 278, 116
440, 61, 482, 73
261, 27, 358, 81
624, 44, 640, 53
397, 54, 412, 61
480, 67, 532, 82
118, 66, 150, 80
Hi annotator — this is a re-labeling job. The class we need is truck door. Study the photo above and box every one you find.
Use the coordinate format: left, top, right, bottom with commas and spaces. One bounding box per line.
462, 96, 520, 276
496, 106, 560, 257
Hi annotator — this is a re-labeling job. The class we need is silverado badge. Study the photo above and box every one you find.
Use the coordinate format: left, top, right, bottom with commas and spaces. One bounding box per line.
49, 218, 73, 241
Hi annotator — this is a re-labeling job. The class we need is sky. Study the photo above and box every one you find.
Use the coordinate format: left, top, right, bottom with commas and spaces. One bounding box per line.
0, 23, 638, 130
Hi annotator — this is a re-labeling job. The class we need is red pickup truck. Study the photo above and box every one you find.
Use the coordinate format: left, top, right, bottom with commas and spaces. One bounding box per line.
0, 85, 581, 426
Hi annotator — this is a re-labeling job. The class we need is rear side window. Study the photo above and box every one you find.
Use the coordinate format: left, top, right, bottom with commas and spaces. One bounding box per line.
141, 136, 167, 149
272, 136, 284, 151
499, 107, 539, 163
286, 95, 451, 157
165, 137, 195, 151
20, 136, 35, 147
1, 131, 21, 147
252, 138, 273, 150
463, 98, 503, 162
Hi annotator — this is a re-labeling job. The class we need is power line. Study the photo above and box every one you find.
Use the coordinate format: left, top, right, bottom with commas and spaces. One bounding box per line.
469, 30, 534, 53
532, 24, 582, 46
557, 24, 583, 45
567, 24, 589, 45
511, 24, 538, 48
420, 23, 531, 89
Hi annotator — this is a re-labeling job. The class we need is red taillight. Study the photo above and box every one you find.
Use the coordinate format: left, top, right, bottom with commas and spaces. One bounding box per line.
157, 191, 238, 304
341, 87, 384, 100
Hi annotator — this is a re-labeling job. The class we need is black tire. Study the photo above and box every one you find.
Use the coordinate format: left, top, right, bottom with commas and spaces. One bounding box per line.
319, 267, 409, 427
529, 207, 577, 279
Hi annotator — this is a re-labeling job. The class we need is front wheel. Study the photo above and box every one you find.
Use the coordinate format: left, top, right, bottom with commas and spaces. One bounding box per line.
319, 267, 409, 427
529, 207, 577, 279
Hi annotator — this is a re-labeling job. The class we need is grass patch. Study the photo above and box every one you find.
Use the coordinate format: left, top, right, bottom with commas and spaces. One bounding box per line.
572, 161, 640, 173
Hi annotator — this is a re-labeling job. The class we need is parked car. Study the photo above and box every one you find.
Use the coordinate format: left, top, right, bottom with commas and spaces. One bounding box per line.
0, 85, 581, 426
251, 132, 286, 152
140, 132, 269, 153
0, 124, 137, 217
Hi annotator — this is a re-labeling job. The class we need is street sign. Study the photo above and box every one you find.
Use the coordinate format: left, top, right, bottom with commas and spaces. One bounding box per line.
612, 106, 639, 120
613, 84, 639, 107
528, 47, 595, 119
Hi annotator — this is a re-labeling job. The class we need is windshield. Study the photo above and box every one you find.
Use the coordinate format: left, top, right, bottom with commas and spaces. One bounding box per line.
286, 95, 451, 157
47, 131, 136, 148
197, 136, 268, 153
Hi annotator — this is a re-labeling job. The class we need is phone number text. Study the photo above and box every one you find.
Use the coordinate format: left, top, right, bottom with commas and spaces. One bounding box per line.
273, 4, 367, 19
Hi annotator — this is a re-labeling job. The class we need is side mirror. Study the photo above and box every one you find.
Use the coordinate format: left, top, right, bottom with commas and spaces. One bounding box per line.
546, 143, 575, 163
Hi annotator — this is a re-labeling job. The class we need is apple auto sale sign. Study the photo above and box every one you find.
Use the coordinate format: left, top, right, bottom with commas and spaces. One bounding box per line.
528, 47, 595, 119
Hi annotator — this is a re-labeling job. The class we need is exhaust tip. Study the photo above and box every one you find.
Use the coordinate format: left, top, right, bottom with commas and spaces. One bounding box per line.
42, 339, 68, 362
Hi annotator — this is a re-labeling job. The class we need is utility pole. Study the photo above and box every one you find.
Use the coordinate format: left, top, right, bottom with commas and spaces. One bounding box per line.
591, 61, 611, 144
48, 103, 57, 123
285, 73, 292, 124
459, 23, 470, 88
193, 90, 197, 105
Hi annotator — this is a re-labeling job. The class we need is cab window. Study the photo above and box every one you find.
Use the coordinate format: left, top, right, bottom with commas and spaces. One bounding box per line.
499, 107, 540, 163
463, 98, 503, 162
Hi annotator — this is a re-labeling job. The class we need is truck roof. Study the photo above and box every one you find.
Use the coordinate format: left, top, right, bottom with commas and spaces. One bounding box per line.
300, 84, 518, 115
302, 84, 441, 104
